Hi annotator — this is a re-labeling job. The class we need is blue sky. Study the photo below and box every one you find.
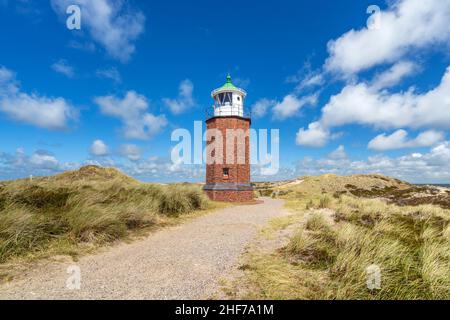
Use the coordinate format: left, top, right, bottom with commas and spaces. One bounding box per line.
0, 0, 449, 183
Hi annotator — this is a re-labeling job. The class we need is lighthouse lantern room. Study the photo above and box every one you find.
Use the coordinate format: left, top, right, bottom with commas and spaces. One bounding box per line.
211, 74, 246, 117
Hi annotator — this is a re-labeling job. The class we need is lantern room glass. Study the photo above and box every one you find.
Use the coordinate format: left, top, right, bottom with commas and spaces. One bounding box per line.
215, 92, 233, 107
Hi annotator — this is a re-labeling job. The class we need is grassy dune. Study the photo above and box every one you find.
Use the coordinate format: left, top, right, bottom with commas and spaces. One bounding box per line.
0, 166, 211, 264
240, 175, 450, 300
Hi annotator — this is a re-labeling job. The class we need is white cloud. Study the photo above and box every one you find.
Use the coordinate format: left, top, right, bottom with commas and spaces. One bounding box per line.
0, 66, 18, 93
29, 152, 59, 169
296, 73, 324, 90
328, 145, 347, 160
0, 148, 75, 179
51, 59, 75, 78
0, 66, 14, 82
162, 79, 195, 114
293, 1, 450, 150
0, 66, 76, 130
90, 139, 109, 156
0, 95, 75, 130
272, 94, 318, 120
119, 144, 141, 161
296, 141, 450, 183
95, 91, 167, 140
325, 0, 450, 76
251, 98, 275, 118
119, 157, 205, 182
68, 40, 96, 53
0, 147, 207, 182
96, 67, 121, 83
96, 90, 147, 118
368, 129, 444, 151
296, 122, 330, 147
322, 66, 450, 130
50, 0, 145, 62
371, 61, 418, 90
299, 66, 450, 147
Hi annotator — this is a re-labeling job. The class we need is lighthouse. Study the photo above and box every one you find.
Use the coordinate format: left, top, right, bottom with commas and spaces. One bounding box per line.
203, 75, 254, 202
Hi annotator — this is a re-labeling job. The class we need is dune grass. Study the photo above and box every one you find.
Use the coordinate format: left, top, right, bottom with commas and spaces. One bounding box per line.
0, 166, 212, 264
239, 194, 449, 300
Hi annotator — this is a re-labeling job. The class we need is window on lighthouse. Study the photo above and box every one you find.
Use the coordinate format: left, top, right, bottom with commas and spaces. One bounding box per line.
217, 92, 233, 105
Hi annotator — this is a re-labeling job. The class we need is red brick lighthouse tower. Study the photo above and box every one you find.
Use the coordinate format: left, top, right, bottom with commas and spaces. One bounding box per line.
203, 75, 254, 202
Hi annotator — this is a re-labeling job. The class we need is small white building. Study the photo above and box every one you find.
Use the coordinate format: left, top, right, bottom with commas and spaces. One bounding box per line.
211, 75, 247, 117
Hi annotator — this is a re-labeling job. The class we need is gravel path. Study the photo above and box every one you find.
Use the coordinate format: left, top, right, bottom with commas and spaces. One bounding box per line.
0, 198, 287, 300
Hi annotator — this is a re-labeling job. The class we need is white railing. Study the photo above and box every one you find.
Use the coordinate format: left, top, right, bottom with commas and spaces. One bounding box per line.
206, 106, 251, 119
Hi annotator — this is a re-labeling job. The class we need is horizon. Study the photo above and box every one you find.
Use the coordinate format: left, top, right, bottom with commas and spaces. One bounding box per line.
1, 0, 450, 184
3, 164, 450, 187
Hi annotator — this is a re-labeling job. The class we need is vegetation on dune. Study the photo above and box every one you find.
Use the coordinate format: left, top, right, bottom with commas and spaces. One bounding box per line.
277, 174, 410, 196
254, 174, 450, 209
237, 174, 450, 300
0, 166, 211, 264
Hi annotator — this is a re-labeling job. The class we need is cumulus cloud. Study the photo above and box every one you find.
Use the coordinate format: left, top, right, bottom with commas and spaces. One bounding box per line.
252, 165, 295, 182
0, 148, 206, 182
118, 156, 205, 182
119, 144, 141, 161
251, 98, 276, 118
29, 150, 60, 169
0, 66, 76, 130
96, 67, 121, 83
296, 73, 324, 91
371, 61, 418, 90
325, 0, 450, 76
0, 148, 76, 179
296, 141, 450, 183
51, 59, 75, 78
162, 79, 195, 114
296, 122, 330, 147
95, 91, 167, 140
90, 139, 109, 156
0, 66, 17, 92
328, 145, 347, 160
299, 66, 450, 147
50, 0, 145, 62
322, 67, 450, 129
272, 94, 318, 120
293, 1, 450, 149
368, 129, 444, 151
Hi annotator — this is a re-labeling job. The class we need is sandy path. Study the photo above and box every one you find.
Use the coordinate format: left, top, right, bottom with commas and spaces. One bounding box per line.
0, 198, 287, 300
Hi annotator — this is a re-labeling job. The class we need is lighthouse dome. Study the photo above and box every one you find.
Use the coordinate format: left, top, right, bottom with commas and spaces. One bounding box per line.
211, 75, 247, 117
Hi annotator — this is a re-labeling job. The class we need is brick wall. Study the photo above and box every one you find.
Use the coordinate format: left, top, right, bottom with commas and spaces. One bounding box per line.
205, 117, 251, 185
204, 190, 254, 202
204, 116, 253, 202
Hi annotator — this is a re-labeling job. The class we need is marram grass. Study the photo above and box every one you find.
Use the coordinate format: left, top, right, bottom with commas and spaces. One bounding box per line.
0, 166, 211, 264
241, 195, 449, 300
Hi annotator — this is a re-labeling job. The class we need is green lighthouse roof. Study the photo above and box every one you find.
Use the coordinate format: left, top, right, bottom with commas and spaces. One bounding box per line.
218, 74, 239, 91
211, 74, 247, 97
